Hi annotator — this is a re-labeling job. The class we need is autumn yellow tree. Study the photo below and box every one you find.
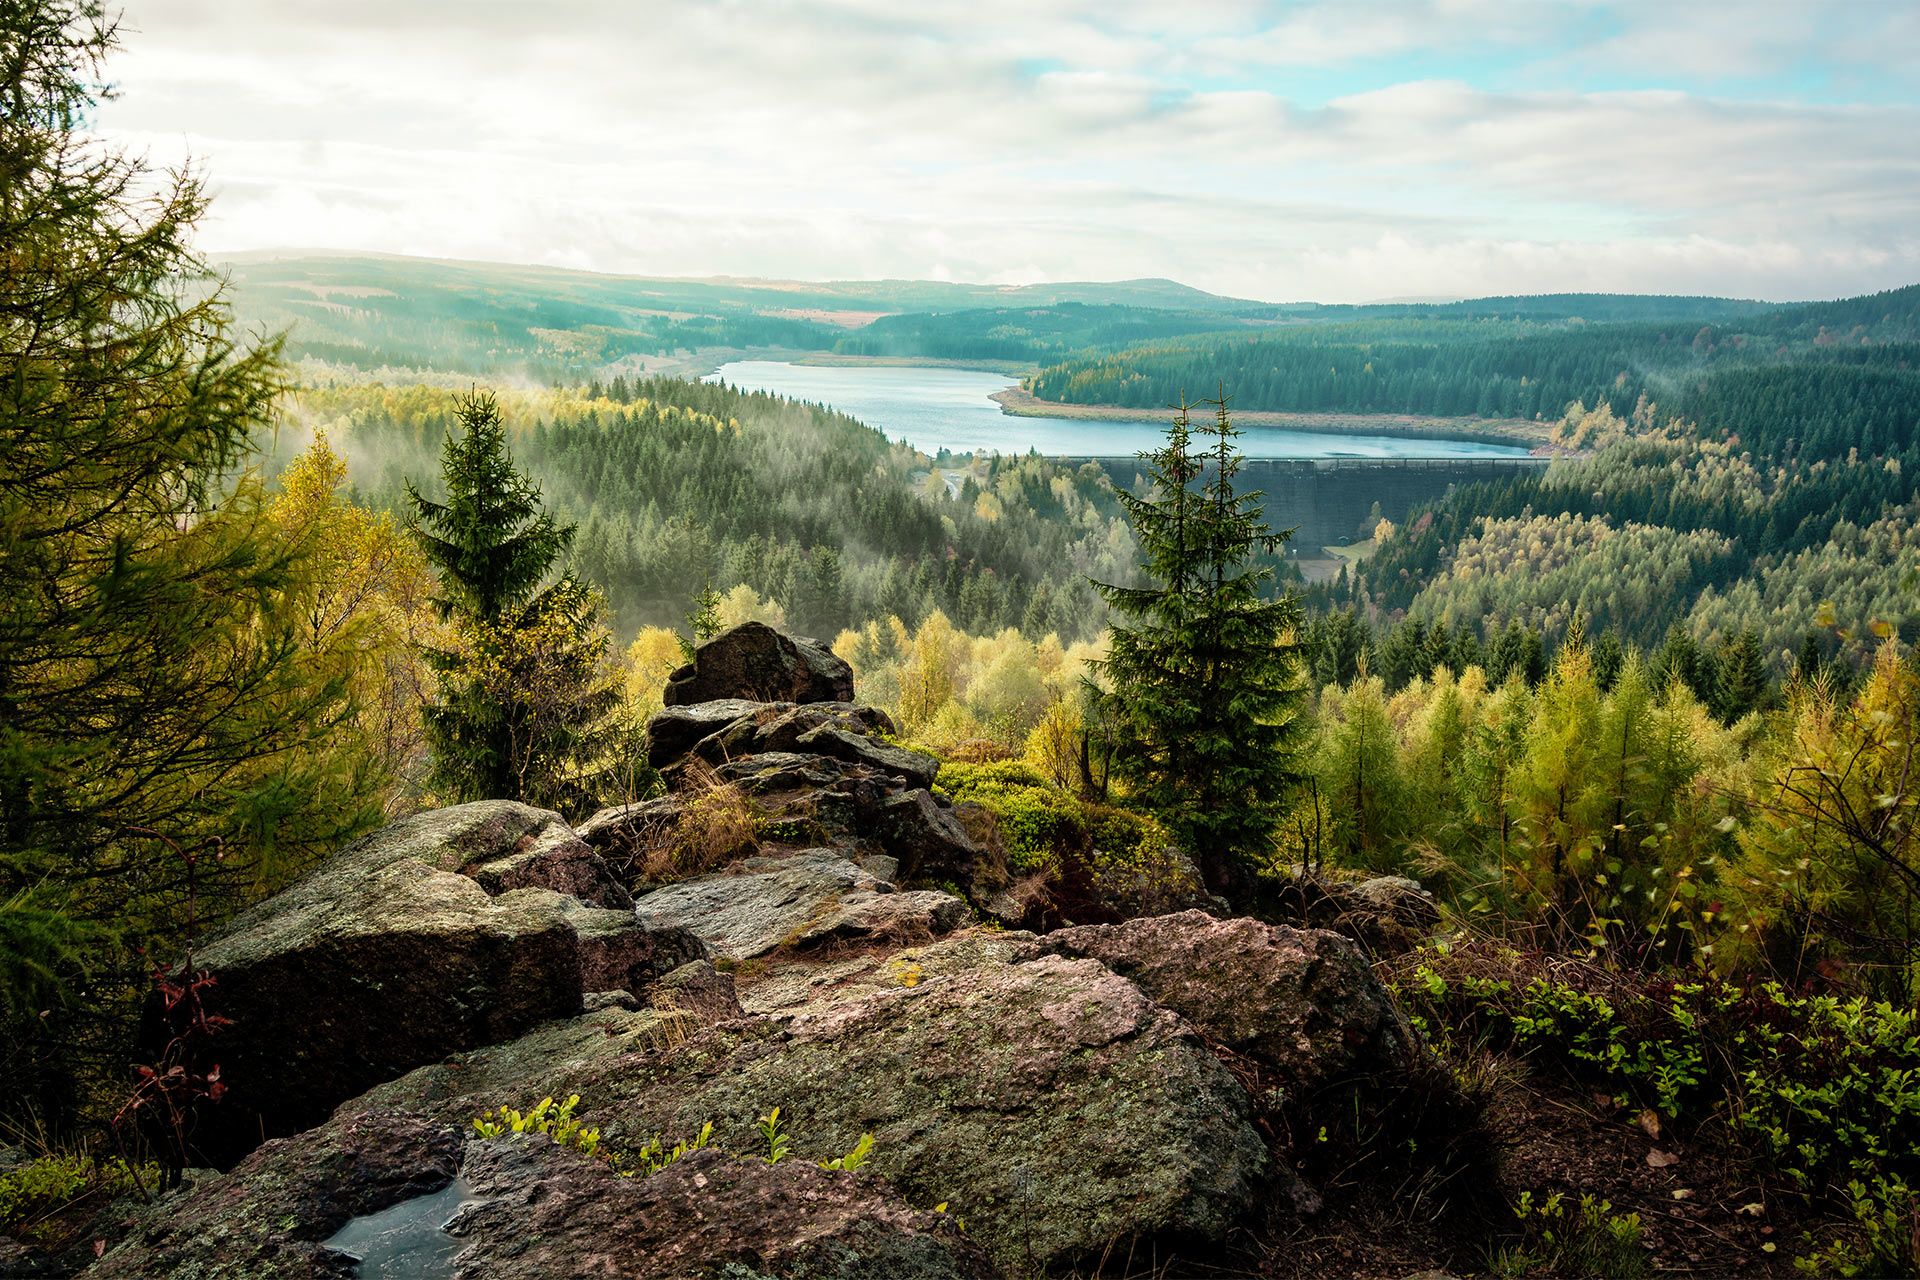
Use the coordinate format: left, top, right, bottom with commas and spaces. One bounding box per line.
272, 431, 439, 809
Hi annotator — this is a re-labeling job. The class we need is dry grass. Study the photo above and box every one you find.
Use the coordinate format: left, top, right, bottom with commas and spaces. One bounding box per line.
646, 761, 758, 882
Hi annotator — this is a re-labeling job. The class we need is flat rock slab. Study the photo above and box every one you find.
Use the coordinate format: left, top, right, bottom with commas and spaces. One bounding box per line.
354, 932, 1273, 1271
632, 851, 965, 961
445, 1140, 994, 1279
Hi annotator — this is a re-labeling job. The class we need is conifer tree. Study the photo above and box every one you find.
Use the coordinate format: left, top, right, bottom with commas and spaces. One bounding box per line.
1093, 394, 1305, 896
410, 393, 625, 811
0, 0, 384, 1106
1713, 629, 1772, 722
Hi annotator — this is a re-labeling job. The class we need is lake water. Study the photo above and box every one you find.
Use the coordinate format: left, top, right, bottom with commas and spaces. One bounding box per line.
705, 360, 1532, 460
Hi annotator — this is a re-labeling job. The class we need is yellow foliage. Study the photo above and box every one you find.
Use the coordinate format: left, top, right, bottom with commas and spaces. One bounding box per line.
271, 430, 439, 811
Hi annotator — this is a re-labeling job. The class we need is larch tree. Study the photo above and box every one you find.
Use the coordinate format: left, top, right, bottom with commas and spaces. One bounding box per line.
0, 0, 386, 1116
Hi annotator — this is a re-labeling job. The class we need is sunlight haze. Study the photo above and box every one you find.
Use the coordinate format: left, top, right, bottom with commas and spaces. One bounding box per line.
95, 0, 1920, 300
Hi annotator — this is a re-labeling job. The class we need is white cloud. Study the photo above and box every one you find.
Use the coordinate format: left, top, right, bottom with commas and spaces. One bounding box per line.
89, 0, 1920, 302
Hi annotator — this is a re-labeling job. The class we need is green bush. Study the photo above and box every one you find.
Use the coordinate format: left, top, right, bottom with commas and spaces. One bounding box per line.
938, 760, 1173, 873
1397, 941, 1920, 1269
938, 760, 1081, 872
0, 1154, 158, 1244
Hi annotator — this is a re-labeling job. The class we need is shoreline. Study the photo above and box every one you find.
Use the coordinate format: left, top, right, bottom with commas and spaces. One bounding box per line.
990, 387, 1561, 452
686, 350, 1572, 457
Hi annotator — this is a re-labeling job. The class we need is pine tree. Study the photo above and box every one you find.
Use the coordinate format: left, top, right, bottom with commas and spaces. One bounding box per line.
1093, 394, 1305, 897
410, 393, 625, 811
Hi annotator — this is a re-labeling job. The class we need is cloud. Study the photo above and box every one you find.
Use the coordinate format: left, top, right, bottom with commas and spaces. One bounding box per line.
90, 0, 1920, 302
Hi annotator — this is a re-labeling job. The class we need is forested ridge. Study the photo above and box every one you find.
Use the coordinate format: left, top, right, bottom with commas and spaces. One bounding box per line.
1026, 286, 1920, 460
274, 375, 1135, 643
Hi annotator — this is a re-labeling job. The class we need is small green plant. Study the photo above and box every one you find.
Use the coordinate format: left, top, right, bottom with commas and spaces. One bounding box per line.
0, 1154, 160, 1244
759, 1106, 793, 1165
1493, 1189, 1646, 1278
820, 1132, 874, 1172
472, 1094, 604, 1159
470, 1097, 875, 1183
632, 1121, 714, 1176
1796, 1175, 1920, 1278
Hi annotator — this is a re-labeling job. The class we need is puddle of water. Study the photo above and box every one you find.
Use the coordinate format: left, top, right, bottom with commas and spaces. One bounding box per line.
321, 1177, 476, 1278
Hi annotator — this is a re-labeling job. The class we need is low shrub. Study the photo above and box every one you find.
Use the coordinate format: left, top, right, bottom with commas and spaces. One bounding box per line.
0, 1153, 159, 1245
471, 1095, 872, 1181
937, 761, 1200, 920
1394, 941, 1920, 1271
1493, 1189, 1647, 1279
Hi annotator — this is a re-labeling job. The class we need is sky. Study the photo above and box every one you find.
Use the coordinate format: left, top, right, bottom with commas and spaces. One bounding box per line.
92, 0, 1920, 303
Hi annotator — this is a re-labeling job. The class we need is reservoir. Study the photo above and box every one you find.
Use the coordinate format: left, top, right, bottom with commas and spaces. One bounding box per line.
705, 360, 1534, 460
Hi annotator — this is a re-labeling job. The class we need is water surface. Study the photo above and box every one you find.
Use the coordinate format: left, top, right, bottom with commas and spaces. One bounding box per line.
322, 1178, 474, 1278
706, 360, 1532, 460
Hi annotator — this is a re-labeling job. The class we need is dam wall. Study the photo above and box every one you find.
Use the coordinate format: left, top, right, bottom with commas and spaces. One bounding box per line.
1065, 456, 1551, 556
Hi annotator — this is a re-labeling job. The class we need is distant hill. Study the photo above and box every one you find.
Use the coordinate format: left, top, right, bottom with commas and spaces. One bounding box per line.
216, 252, 1264, 377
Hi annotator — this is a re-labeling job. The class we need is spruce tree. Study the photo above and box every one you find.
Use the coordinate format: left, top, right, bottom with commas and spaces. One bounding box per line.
1713, 629, 1772, 722
1093, 394, 1305, 897
410, 393, 625, 811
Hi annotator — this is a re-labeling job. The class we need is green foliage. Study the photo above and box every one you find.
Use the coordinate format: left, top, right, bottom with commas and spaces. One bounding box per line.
1725, 644, 1920, 1001
818, 1132, 874, 1173
411, 392, 630, 811
938, 761, 1177, 874
1492, 1189, 1647, 1279
279, 380, 1130, 645
471, 1097, 873, 1183
1324, 416, 1915, 667
630, 1122, 715, 1176
1026, 293, 1920, 466
0, 0, 388, 1124
1796, 1175, 1919, 1278
1400, 945, 1920, 1208
0, 893, 101, 1021
0, 1154, 158, 1243
1093, 397, 1306, 895
938, 761, 1083, 872
471, 1094, 605, 1159
758, 1106, 793, 1165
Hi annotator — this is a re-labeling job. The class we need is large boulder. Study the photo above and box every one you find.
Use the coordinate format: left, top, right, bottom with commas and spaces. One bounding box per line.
84, 1107, 463, 1279
175, 804, 699, 1167
632, 850, 967, 962
641, 698, 771, 770
444, 1140, 995, 1279
663, 622, 854, 707
1028, 910, 1415, 1091
356, 932, 1274, 1271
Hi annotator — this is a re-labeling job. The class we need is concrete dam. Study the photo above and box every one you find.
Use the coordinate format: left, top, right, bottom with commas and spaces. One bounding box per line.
1065, 455, 1552, 561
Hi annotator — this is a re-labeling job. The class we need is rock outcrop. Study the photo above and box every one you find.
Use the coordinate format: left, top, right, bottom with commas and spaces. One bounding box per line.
175, 802, 701, 1167
71, 628, 1466, 1279
662, 621, 854, 707
352, 932, 1274, 1272
1028, 909, 1416, 1091
445, 1140, 994, 1279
